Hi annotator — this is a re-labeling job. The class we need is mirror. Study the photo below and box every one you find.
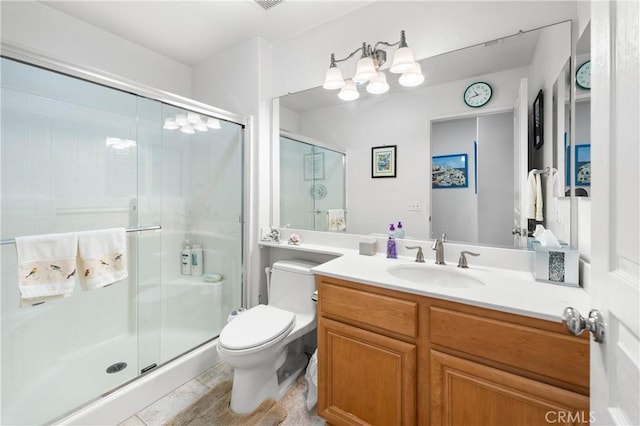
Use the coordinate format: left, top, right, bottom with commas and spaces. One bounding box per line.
574, 22, 591, 197
277, 21, 572, 248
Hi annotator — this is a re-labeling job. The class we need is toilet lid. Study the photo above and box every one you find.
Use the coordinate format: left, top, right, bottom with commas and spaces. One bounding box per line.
219, 304, 295, 350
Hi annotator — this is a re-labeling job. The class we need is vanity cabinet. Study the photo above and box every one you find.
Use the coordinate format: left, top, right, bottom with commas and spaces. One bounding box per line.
316, 275, 590, 426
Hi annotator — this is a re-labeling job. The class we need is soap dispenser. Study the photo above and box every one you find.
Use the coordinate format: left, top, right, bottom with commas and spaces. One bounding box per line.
387, 224, 397, 259
396, 221, 405, 239
181, 240, 192, 275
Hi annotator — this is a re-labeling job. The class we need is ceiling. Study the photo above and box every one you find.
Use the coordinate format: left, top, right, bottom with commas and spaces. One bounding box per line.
40, 0, 372, 66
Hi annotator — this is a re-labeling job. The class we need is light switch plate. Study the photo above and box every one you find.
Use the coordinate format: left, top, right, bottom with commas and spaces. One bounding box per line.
406, 201, 421, 211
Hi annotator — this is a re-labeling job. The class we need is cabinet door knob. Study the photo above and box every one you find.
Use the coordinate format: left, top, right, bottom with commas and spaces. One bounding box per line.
562, 307, 605, 343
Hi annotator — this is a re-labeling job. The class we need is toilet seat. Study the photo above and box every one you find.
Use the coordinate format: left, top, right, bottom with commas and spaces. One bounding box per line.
219, 304, 295, 351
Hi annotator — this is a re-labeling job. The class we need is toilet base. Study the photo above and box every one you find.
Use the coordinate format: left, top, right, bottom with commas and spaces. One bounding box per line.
228, 338, 310, 415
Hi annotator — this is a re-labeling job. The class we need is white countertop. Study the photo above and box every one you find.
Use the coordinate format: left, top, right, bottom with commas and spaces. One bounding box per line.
310, 252, 591, 323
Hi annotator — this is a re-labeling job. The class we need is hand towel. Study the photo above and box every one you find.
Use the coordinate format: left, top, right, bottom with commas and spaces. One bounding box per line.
15, 232, 78, 306
526, 169, 537, 219
535, 171, 544, 221
327, 209, 346, 232
77, 228, 128, 290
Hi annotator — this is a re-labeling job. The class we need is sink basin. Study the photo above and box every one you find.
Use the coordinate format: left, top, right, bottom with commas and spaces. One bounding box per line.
387, 263, 485, 288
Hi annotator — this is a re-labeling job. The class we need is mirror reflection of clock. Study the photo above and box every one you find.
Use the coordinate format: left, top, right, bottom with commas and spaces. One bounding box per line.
576, 60, 590, 90
463, 82, 493, 108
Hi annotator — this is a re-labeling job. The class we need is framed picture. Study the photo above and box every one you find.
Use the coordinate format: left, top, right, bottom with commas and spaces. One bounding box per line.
432, 153, 468, 188
575, 144, 591, 186
304, 152, 324, 180
372, 145, 397, 178
533, 89, 544, 150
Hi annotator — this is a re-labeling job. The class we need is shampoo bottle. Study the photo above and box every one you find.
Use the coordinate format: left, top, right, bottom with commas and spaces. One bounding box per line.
191, 244, 203, 276
387, 224, 397, 259
396, 221, 405, 239
181, 240, 192, 275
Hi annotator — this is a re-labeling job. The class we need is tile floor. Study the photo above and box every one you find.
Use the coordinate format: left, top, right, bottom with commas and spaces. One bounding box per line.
120, 362, 324, 426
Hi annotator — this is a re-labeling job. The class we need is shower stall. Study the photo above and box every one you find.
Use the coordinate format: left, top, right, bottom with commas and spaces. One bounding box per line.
0, 55, 245, 425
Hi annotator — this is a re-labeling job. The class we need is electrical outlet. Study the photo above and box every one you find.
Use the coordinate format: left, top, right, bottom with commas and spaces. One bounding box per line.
406, 201, 421, 211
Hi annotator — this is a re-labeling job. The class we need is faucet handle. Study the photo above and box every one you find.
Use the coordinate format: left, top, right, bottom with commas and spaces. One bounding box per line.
457, 251, 480, 268
406, 246, 425, 263
441, 232, 448, 242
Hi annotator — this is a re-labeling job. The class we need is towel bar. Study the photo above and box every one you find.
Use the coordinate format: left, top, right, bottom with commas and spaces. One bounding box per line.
0, 225, 162, 246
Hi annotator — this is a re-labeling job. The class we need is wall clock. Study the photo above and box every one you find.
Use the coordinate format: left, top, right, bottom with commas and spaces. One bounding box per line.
576, 60, 590, 90
463, 82, 493, 108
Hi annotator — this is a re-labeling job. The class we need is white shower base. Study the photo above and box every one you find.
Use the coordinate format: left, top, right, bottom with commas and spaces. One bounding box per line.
57, 337, 221, 425
3, 329, 219, 425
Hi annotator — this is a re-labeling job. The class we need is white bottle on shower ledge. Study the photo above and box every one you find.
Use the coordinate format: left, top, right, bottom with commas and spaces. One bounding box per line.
191, 244, 203, 276
181, 240, 192, 275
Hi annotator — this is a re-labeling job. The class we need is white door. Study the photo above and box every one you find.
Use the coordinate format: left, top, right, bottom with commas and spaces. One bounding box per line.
513, 77, 528, 246
589, 1, 639, 424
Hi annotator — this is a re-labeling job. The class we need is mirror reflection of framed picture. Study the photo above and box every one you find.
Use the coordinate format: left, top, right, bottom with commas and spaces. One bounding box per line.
304, 152, 324, 180
372, 145, 397, 178
533, 90, 544, 150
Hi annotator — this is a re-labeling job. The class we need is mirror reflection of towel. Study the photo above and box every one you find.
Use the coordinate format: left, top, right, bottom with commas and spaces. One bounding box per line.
527, 170, 544, 221
327, 209, 346, 232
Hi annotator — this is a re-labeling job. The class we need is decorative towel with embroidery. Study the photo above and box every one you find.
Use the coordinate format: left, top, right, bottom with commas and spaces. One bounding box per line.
15, 232, 78, 306
327, 209, 346, 232
77, 228, 128, 290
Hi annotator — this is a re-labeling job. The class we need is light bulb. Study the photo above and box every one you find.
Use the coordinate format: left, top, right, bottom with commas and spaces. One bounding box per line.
323, 66, 345, 90
194, 122, 208, 132
366, 72, 390, 95
163, 118, 179, 130
180, 124, 195, 134
338, 80, 360, 101
206, 118, 221, 129
187, 112, 201, 124
399, 63, 425, 87
390, 46, 417, 74
175, 113, 187, 126
353, 56, 377, 83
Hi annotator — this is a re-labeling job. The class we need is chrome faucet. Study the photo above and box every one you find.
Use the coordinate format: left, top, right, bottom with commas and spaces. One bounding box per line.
432, 236, 446, 265
406, 246, 425, 263
457, 251, 480, 268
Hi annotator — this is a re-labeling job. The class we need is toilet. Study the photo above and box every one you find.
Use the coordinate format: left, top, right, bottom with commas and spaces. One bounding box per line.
217, 259, 318, 414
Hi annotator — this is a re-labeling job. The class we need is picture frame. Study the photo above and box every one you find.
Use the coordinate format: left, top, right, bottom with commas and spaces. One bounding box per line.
432, 153, 469, 188
371, 145, 397, 178
533, 89, 544, 150
575, 144, 591, 186
303, 152, 324, 180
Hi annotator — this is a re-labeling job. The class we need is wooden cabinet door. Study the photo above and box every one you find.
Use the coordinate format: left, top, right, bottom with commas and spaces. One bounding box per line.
431, 350, 590, 426
318, 317, 417, 426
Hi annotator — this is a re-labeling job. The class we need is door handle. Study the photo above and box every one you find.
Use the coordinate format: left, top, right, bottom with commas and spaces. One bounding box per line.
562, 307, 605, 343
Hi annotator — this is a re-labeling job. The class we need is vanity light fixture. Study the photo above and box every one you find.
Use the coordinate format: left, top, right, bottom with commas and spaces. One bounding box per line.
322, 30, 424, 101
163, 112, 222, 133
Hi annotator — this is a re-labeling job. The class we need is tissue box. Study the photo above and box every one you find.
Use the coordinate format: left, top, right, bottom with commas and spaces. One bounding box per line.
534, 246, 579, 287
359, 239, 377, 256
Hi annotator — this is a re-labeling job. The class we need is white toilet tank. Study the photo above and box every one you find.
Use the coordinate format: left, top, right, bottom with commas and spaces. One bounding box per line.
269, 259, 318, 315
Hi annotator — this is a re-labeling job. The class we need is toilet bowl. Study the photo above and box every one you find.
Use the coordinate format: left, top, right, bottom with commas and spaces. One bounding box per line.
217, 259, 318, 414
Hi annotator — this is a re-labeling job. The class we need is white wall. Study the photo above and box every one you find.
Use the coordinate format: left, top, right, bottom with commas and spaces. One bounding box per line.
0, 2, 192, 97
271, 1, 577, 97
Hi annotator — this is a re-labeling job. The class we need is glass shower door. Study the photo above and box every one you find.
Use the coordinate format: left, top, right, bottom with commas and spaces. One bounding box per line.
0, 57, 149, 425
157, 105, 244, 363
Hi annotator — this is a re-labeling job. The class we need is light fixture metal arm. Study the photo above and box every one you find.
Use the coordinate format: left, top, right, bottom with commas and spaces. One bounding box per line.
331, 44, 368, 65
